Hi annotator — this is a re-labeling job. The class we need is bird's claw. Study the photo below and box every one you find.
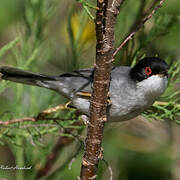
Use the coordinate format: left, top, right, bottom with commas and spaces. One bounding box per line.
77, 91, 112, 105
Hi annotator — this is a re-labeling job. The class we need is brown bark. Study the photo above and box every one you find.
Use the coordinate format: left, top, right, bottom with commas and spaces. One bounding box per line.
79, 0, 125, 179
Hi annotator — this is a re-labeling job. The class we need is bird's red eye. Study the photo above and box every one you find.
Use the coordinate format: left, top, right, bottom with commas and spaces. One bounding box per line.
145, 66, 152, 76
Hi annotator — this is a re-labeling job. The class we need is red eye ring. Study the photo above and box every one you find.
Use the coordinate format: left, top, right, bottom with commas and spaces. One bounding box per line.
145, 66, 152, 76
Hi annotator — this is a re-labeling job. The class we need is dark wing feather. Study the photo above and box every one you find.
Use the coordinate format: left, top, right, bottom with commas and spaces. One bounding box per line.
55, 69, 94, 98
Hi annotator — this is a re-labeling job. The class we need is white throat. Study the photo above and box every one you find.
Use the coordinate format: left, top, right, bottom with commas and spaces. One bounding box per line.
137, 75, 168, 99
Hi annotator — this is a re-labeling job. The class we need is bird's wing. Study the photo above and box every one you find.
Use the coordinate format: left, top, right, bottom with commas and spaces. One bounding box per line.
56, 69, 94, 98
56, 66, 132, 98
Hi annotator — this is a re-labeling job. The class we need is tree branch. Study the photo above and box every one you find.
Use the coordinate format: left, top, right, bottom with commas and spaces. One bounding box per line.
113, 0, 166, 58
79, 0, 125, 179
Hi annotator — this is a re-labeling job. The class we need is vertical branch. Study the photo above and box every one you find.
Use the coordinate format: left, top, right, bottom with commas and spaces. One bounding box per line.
80, 0, 125, 179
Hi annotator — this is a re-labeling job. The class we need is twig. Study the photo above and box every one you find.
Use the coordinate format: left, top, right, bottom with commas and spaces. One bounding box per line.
0, 117, 36, 126
45, 143, 83, 180
80, 0, 125, 179
36, 135, 74, 179
76, 0, 98, 20
102, 158, 113, 180
113, 0, 166, 58
0, 117, 74, 126
0, 124, 58, 129
0, 103, 76, 126
18, 124, 58, 128
154, 101, 180, 108
76, 0, 99, 10
54, 120, 84, 142
121, 0, 145, 62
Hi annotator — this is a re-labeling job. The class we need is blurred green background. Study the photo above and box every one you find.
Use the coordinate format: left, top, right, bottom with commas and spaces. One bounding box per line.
0, 0, 179, 179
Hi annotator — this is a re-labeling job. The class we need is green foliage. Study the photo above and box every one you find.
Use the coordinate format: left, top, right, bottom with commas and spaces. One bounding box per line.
0, 37, 20, 59
76, 0, 96, 19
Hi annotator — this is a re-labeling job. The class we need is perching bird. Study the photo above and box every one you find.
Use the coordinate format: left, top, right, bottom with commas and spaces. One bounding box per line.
0, 57, 168, 122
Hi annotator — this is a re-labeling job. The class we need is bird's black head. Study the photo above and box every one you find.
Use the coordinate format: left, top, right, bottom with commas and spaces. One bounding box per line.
130, 57, 168, 82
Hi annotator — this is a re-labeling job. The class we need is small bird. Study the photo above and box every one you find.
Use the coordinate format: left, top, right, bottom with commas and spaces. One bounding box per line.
0, 57, 168, 122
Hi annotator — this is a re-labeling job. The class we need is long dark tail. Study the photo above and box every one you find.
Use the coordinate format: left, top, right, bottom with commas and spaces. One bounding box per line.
0, 66, 60, 91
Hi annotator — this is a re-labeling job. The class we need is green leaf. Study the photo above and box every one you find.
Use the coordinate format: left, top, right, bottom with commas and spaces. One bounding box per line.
0, 36, 20, 58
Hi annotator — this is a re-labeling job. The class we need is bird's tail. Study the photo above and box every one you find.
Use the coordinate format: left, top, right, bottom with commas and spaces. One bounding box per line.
0, 66, 60, 92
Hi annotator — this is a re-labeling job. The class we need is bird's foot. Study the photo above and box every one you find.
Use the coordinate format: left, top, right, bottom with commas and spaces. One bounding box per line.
107, 92, 112, 105
80, 115, 94, 127
77, 91, 112, 105
76, 91, 92, 97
